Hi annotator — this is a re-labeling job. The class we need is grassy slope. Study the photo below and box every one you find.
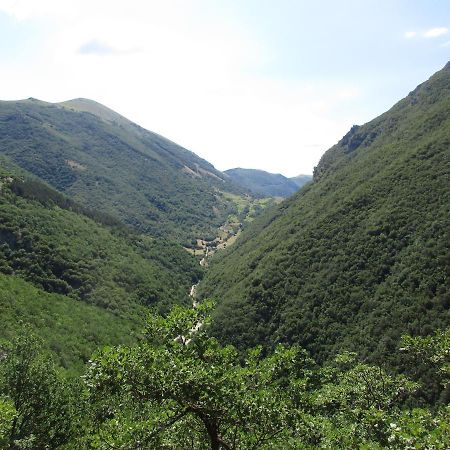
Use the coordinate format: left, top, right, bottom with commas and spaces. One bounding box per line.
0, 274, 142, 375
199, 62, 450, 368
0, 98, 247, 244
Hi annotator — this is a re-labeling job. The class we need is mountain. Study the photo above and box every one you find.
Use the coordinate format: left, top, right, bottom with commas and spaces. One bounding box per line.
290, 174, 312, 188
0, 98, 249, 244
224, 168, 302, 197
198, 62, 450, 368
0, 163, 202, 370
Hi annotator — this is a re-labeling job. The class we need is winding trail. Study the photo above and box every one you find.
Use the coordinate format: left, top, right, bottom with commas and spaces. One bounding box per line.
177, 244, 210, 344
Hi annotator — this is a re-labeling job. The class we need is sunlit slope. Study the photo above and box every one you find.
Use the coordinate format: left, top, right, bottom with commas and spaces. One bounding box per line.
0, 98, 247, 243
199, 62, 450, 366
0, 274, 141, 375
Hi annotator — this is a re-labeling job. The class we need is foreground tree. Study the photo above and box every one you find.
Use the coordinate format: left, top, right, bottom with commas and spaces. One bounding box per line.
0, 332, 77, 449
83, 302, 450, 449
84, 301, 317, 449
1, 307, 448, 448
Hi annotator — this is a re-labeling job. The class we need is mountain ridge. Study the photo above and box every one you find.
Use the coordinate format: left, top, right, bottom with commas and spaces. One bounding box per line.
224, 167, 310, 198
0, 97, 251, 244
198, 62, 450, 370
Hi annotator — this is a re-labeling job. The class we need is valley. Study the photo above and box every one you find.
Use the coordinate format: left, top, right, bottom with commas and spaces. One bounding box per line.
199, 62, 450, 376
0, 62, 449, 448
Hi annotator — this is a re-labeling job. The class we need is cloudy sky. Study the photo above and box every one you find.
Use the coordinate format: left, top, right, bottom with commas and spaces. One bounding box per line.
0, 0, 449, 176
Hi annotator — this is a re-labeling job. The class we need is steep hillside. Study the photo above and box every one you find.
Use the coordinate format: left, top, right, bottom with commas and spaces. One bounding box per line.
199, 62, 450, 368
0, 98, 247, 244
225, 167, 300, 197
0, 166, 201, 313
290, 174, 312, 188
0, 164, 203, 369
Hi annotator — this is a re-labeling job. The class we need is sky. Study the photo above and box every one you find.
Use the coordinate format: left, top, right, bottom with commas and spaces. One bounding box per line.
0, 1, 449, 176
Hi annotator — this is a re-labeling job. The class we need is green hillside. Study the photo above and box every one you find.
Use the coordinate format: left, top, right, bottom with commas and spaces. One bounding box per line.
0, 170, 201, 311
0, 98, 248, 244
0, 274, 141, 375
224, 167, 302, 197
0, 165, 203, 368
198, 62, 450, 369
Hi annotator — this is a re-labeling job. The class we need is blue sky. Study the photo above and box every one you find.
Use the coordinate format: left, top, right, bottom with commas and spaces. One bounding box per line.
0, 0, 448, 176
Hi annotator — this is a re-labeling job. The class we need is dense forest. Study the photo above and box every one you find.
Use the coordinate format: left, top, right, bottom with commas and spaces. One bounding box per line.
0, 63, 449, 448
0, 165, 202, 372
198, 63, 450, 394
0, 304, 449, 448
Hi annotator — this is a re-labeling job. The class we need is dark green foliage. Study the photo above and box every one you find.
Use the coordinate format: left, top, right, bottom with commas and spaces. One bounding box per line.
198, 62, 450, 384
9, 177, 122, 227
0, 173, 201, 313
225, 167, 305, 197
0, 98, 248, 243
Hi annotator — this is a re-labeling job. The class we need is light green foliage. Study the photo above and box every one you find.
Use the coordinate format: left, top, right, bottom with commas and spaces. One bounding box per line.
82, 305, 450, 449
0, 274, 141, 374
387, 406, 450, 449
0, 331, 77, 449
0, 397, 16, 448
310, 352, 419, 448
220, 191, 279, 227
83, 301, 314, 449
401, 328, 450, 387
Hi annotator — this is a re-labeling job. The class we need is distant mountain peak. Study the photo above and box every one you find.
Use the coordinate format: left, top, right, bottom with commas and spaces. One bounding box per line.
224, 168, 311, 198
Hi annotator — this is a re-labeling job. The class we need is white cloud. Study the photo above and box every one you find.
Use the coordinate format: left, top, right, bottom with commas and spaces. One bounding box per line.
404, 31, 417, 38
423, 27, 448, 38
0, 0, 364, 176
78, 39, 140, 56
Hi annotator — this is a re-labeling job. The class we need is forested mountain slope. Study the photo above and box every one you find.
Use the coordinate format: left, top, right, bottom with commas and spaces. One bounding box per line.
224, 168, 302, 197
0, 274, 141, 374
0, 165, 202, 369
199, 62, 450, 367
0, 98, 247, 243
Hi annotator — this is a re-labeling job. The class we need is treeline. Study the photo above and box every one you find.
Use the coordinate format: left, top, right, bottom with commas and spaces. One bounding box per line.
10, 178, 123, 228
0, 304, 448, 449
